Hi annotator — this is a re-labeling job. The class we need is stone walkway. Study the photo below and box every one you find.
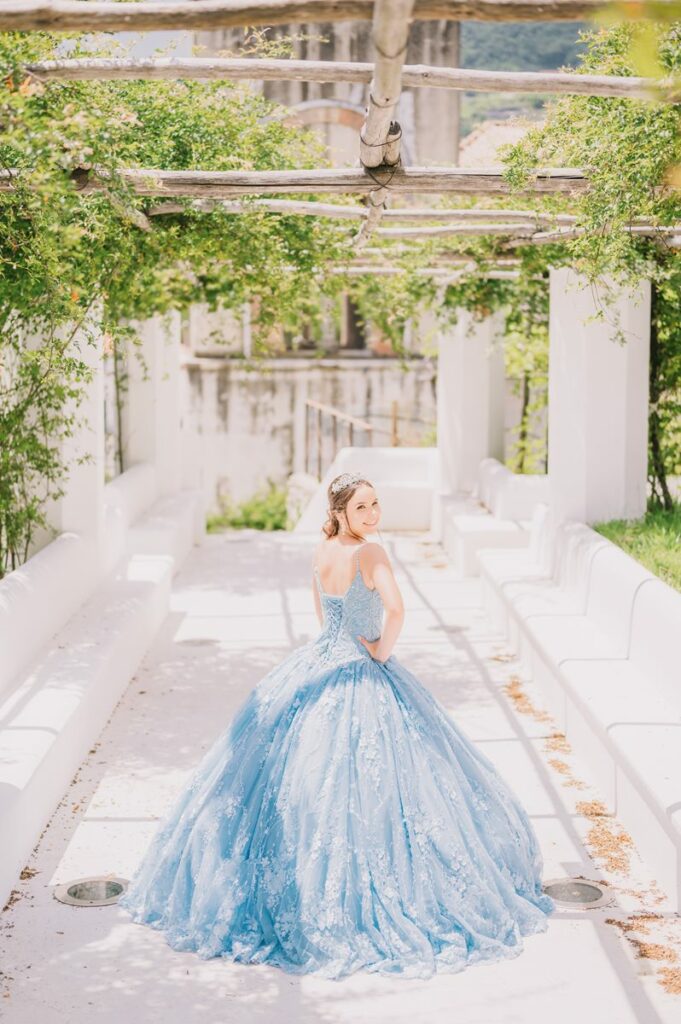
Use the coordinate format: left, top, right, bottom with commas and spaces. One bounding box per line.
1, 530, 679, 1023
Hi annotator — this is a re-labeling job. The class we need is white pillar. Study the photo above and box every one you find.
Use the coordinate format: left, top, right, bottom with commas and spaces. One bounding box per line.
292, 372, 308, 475
242, 301, 252, 358
124, 311, 182, 496
435, 307, 506, 498
548, 267, 651, 523
47, 307, 105, 549
199, 367, 219, 515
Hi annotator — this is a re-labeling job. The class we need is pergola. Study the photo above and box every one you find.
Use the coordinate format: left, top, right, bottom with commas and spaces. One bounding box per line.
5, 1, 679, 244
2, 0, 675, 528
2, 0, 681, 935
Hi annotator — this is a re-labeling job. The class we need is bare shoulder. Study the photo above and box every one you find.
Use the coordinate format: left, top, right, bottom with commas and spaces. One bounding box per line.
359, 541, 392, 574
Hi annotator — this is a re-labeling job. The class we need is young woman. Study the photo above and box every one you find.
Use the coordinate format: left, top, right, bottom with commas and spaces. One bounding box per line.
119, 471, 554, 979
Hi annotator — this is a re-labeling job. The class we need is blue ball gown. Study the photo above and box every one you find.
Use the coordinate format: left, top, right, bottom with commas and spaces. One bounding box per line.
118, 542, 555, 979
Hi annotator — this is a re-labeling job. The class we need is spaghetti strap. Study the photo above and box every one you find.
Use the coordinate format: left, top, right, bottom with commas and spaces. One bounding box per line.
354, 542, 365, 574
312, 563, 322, 597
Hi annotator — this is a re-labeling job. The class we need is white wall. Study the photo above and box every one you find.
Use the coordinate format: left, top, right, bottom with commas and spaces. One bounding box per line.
182, 356, 437, 513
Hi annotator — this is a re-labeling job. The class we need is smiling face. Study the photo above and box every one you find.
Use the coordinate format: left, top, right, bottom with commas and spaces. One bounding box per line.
344, 483, 381, 537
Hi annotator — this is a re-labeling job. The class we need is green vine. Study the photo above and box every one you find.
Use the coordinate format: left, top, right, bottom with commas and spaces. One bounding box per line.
0, 29, 353, 575
2, 18, 681, 576
503, 19, 681, 504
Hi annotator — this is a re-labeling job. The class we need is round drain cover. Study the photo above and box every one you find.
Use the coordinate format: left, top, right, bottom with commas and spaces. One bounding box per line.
543, 877, 611, 909
53, 876, 128, 907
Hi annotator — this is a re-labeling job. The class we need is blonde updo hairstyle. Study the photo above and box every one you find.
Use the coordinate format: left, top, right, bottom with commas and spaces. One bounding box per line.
322, 474, 373, 541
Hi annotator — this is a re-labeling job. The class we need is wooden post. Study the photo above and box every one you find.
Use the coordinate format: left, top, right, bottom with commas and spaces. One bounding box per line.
355, 0, 414, 245
360, 0, 414, 169
391, 400, 399, 446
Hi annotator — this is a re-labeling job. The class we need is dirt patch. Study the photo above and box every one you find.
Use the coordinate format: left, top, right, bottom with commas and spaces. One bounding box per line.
575, 799, 635, 874
605, 913, 663, 936
544, 731, 572, 753
502, 675, 552, 723
659, 967, 681, 995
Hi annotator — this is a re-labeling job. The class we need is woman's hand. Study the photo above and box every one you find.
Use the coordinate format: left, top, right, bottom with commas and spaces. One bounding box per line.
358, 636, 387, 663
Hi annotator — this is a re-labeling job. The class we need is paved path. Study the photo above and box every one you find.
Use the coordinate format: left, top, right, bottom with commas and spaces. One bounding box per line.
1, 530, 679, 1024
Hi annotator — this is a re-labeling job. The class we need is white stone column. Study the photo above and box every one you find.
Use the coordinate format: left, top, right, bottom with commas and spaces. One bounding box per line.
124, 311, 182, 496
548, 267, 651, 523
435, 307, 506, 499
199, 367, 219, 515
292, 371, 308, 475
46, 306, 106, 549
242, 301, 252, 358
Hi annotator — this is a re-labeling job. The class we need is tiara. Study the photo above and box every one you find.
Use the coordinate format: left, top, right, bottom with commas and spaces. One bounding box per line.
330, 471, 363, 494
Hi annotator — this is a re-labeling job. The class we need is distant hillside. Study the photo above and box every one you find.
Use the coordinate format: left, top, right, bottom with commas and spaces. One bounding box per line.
459, 21, 589, 136
461, 21, 588, 72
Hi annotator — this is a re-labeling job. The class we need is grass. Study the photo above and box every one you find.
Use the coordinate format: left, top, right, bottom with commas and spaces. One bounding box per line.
592, 504, 681, 593
207, 481, 289, 532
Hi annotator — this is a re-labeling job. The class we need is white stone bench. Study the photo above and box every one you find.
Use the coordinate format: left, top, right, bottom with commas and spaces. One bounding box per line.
439, 460, 550, 577
479, 511, 681, 909
440, 492, 530, 577
477, 457, 550, 521
0, 486, 202, 910
560, 578, 681, 904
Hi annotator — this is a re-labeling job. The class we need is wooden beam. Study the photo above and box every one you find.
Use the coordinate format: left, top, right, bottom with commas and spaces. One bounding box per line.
147, 198, 368, 219
358, 249, 523, 263
377, 223, 538, 237
146, 198, 582, 223
517, 223, 681, 244
26, 57, 670, 102
190, 258, 523, 279
0, 2, 623, 34
333, 265, 521, 278
382, 207, 578, 222
32, 185, 675, 238
117, 166, 590, 197
349, 255, 524, 268
22, 166, 590, 199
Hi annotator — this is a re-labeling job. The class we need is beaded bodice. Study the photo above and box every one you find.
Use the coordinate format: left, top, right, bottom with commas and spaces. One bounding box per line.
312, 543, 384, 665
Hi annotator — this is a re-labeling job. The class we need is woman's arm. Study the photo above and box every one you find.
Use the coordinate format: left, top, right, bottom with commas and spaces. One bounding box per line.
311, 542, 324, 627
358, 546, 404, 663
312, 570, 324, 627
